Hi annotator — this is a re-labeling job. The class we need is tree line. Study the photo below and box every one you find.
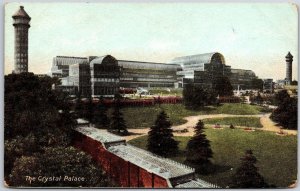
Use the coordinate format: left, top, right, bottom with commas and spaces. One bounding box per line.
271, 90, 297, 129
5, 73, 114, 187
74, 93, 129, 135
182, 76, 234, 109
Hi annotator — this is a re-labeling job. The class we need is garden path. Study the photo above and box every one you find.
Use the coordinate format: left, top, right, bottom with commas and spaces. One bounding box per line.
260, 113, 297, 135
125, 113, 297, 141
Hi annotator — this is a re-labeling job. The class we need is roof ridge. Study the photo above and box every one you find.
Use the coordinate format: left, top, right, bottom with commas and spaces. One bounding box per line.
173, 52, 218, 59
125, 144, 195, 172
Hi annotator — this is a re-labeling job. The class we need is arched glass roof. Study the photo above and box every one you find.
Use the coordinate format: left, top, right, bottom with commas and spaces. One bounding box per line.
90, 55, 118, 66
171, 52, 225, 65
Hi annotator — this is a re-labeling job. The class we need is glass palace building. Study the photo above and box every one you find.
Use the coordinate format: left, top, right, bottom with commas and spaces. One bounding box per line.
50, 52, 258, 97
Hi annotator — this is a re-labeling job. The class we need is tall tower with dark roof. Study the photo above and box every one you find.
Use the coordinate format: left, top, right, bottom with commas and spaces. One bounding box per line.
285, 52, 293, 85
12, 6, 31, 73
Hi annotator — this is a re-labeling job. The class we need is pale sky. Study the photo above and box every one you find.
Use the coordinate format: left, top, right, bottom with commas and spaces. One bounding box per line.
4, 2, 298, 80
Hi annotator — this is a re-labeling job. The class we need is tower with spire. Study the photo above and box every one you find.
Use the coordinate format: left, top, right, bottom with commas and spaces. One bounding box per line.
12, 6, 31, 74
285, 52, 293, 85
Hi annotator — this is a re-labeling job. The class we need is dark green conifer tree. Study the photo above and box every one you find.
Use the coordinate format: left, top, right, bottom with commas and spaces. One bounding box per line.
213, 76, 233, 96
230, 150, 267, 188
84, 95, 94, 122
186, 120, 213, 164
109, 95, 128, 135
147, 111, 178, 157
75, 91, 84, 119
94, 97, 110, 129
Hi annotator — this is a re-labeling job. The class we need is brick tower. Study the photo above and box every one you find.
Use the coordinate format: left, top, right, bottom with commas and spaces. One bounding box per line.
12, 6, 31, 74
285, 52, 293, 85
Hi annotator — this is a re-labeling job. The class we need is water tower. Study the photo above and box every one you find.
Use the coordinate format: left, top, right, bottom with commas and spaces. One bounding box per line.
285, 52, 293, 85
12, 6, 31, 73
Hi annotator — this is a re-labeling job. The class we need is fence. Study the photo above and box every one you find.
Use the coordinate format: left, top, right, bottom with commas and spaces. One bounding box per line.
71, 96, 182, 107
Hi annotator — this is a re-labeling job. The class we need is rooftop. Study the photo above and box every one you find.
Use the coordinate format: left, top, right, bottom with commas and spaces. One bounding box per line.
12, 6, 31, 19
108, 144, 194, 179
74, 126, 216, 188
90, 55, 117, 66
175, 179, 219, 188
118, 59, 180, 66
171, 52, 225, 65
57, 56, 87, 59
75, 126, 125, 144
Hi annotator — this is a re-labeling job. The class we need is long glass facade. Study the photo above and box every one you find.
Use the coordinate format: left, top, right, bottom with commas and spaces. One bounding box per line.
50, 52, 258, 97
170, 52, 256, 89
118, 60, 181, 88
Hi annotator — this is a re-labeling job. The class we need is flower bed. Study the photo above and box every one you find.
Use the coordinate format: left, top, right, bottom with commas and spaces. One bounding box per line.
244, 127, 255, 132
213, 124, 223, 129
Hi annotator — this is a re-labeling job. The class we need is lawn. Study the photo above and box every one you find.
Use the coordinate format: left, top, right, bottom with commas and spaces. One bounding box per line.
117, 103, 266, 128
213, 103, 264, 115
119, 104, 215, 128
202, 117, 262, 128
128, 129, 297, 188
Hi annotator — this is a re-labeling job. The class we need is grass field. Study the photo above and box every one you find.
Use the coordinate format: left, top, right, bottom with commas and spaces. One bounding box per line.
119, 103, 265, 128
120, 104, 217, 128
128, 129, 297, 188
202, 117, 263, 128
213, 103, 264, 115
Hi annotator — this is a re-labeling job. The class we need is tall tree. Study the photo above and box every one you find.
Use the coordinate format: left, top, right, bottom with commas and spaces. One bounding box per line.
185, 120, 213, 164
84, 95, 94, 122
251, 78, 264, 91
274, 89, 290, 106
271, 90, 297, 129
230, 150, 267, 188
5, 73, 76, 140
4, 73, 77, 183
93, 97, 110, 129
253, 92, 263, 105
213, 76, 233, 96
183, 83, 217, 109
109, 96, 128, 135
75, 91, 84, 119
147, 111, 178, 157
182, 83, 195, 107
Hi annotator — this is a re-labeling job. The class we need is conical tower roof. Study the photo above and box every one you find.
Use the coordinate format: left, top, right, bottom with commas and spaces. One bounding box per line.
286, 52, 293, 58
12, 6, 31, 19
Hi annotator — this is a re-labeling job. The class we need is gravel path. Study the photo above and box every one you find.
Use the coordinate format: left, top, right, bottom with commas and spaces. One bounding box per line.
260, 113, 297, 135
125, 113, 297, 141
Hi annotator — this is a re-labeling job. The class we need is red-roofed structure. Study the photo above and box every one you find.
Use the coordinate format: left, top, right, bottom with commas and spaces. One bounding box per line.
73, 126, 218, 188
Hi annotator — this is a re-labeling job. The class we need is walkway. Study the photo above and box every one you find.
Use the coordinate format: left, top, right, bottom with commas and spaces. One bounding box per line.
125, 113, 297, 141
260, 113, 297, 135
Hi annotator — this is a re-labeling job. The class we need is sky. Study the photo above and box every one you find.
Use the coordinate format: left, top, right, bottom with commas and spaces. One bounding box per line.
4, 2, 298, 80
